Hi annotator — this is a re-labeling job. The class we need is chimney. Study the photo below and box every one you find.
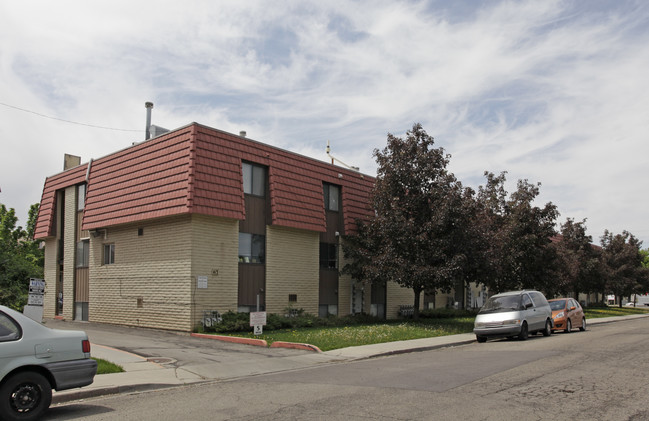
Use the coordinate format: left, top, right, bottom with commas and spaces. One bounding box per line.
64, 154, 81, 170
145, 102, 154, 140
239, 131, 247, 138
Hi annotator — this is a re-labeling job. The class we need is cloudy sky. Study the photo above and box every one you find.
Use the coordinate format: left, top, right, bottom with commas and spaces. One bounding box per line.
1, 0, 647, 247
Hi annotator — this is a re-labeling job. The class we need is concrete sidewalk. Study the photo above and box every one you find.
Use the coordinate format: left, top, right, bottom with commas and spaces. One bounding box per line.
52, 314, 649, 405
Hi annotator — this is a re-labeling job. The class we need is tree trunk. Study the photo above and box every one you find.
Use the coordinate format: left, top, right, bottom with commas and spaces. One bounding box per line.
413, 287, 422, 320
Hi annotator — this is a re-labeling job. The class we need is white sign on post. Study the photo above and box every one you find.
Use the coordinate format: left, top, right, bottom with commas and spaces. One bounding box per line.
250, 311, 267, 336
24, 278, 45, 322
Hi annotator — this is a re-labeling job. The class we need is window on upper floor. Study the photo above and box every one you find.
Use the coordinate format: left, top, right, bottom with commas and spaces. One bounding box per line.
103, 244, 115, 265
238, 232, 265, 264
323, 183, 340, 212
242, 162, 266, 197
77, 183, 86, 211
319, 243, 338, 269
76, 239, 89, 268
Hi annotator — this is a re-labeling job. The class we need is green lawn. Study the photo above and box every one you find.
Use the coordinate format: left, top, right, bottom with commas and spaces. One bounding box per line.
584, 305, 649, 319
94, 357, 124, 375
231, 317, 475, 351
223, 306, 649, 351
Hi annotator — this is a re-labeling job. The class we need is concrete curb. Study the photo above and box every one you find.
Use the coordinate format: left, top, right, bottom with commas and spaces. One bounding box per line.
190, 332, 323, 352
270, 341, 322, 352
361, 338, 478, 359
190, 333, 267, 347
52, 383, 181, 405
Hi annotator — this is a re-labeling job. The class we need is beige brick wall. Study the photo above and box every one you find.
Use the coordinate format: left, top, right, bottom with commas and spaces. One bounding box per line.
61, 186, 77, 320
42, 237, 58, 318
427, 291, 455, 309
386, 281, 421, 319
89, 216, 193, 331
190, 214, 239, 327
265, 225, 319, 315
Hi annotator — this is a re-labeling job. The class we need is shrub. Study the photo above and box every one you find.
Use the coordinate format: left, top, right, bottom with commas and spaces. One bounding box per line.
418, 308, 477, 319
194, 310, 389, 333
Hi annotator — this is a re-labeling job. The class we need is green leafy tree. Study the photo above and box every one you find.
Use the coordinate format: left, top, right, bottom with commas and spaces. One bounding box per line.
342, 124, 474, 319
0, 203, 44, 310
552, 218, 603, 299
600, 230, 648, 307
476, 172, 559, 294
641, 249, 649, 269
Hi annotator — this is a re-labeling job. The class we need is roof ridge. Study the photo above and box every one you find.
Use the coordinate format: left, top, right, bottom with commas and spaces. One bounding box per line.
186, 124, 198, 212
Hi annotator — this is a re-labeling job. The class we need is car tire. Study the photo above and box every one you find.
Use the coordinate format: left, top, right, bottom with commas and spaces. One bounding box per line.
476, 335, 487, 343
542, 319, 552, 336
0, 371, 52, 421
565, 319, 572, 333
518, 322, 529, 340
579, 318, 586, 331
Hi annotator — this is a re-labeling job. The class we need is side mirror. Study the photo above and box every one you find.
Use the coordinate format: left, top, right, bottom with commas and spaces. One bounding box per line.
569, 306, 576, 311
525, 302, 533, 309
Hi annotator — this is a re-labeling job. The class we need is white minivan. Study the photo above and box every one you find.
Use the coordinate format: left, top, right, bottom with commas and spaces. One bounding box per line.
473, 290, 553, 343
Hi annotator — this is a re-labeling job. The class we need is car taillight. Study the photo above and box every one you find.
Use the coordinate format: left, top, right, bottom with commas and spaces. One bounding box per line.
82, 339, 91, 353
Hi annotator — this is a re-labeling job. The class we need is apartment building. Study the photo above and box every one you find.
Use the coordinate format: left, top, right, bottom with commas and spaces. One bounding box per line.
34, 122, 437, 331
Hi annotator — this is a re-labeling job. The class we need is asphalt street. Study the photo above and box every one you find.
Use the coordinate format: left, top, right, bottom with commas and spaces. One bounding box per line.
45, 313, 649, 405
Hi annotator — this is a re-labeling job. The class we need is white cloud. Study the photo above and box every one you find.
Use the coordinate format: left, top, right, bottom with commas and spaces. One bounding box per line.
1, 0, 648, 246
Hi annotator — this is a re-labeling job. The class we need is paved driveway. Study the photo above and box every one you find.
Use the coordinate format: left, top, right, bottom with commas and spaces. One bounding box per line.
45, 318, 336, 381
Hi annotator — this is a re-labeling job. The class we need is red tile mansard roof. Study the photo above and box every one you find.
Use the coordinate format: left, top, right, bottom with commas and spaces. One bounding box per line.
33, 164, 88, 239
34, 123, 375, 239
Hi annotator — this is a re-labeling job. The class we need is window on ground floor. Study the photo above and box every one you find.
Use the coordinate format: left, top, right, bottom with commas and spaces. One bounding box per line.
319, 243, 338, 269
238, 233, 265, 264
76, 240, 89, 268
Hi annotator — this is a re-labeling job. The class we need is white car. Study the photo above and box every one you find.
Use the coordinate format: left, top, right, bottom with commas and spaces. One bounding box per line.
473, 290, 553, 343
0, 305, 97, 421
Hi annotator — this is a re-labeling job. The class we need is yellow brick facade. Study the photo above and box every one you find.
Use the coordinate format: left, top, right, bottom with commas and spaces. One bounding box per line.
189, 214, 239, 327
386, 282, 422, 318
61, 186, 77, 320
89, 216, 193, 331
42, 237, 58, 318
265, 226, 319, 315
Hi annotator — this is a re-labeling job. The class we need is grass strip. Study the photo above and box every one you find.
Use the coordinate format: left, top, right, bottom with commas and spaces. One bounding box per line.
94, 357, 124, 375
218, 307, 649, 351
228, 317, 475, 351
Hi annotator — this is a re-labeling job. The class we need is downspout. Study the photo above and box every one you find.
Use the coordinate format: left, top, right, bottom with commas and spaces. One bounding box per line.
85, 158, 93, 183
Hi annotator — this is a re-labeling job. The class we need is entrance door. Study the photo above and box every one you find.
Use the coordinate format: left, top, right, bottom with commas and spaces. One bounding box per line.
371, 282, 386, 319
319, 269, 338, 317
238, 264, 265, 312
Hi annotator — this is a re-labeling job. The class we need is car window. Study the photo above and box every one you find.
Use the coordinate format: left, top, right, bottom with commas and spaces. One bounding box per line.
0, 312, 21, 342
530, 292, 549, 307
550, 300, 566, 311
522, 294, 533, 308
479, 295, 521, 313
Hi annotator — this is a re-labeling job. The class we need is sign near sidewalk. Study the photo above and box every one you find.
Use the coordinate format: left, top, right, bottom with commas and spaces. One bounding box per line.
250, 311, 267, 335
24, 278, 45, 322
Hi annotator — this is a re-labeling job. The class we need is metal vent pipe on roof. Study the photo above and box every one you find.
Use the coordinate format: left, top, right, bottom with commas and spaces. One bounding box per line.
145, 102, 154, 140
239, 131, 246, 137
